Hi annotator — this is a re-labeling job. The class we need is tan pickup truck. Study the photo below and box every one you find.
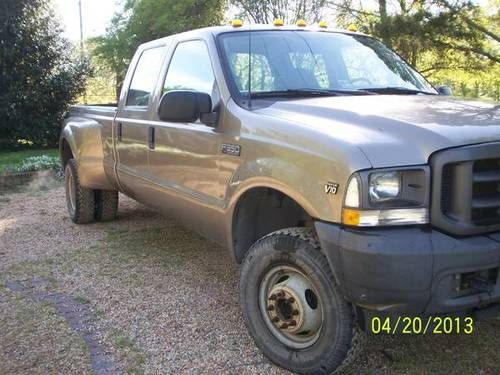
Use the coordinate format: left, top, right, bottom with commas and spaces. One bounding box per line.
60, 24, 500, 374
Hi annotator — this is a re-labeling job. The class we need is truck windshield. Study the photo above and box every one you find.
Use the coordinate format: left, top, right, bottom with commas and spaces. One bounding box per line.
218, 31, 437, 98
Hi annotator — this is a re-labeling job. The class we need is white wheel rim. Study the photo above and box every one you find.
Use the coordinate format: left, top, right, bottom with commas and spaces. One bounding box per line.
259, 265, 324, 349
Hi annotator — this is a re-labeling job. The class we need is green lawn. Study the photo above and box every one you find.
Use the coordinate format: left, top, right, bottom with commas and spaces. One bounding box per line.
0, 149, 59, 174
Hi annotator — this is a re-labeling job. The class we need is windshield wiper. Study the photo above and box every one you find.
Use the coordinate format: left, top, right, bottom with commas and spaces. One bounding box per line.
357, 87, 436, 95
250, 88, 373, 98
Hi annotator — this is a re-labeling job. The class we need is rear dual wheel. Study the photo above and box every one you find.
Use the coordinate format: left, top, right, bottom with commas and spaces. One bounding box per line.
64, 158, 118, 224
240, 228, 363, 374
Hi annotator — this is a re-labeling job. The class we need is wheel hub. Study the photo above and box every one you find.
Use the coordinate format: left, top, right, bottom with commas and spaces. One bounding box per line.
260, 265, 323, 349
267, 287, 303, 333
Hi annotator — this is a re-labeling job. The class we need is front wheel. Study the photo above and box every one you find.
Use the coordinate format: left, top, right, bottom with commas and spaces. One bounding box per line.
240, 228, 363, 374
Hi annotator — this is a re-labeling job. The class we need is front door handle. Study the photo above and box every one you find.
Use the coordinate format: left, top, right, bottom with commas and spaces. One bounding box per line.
148, 126, 155, 150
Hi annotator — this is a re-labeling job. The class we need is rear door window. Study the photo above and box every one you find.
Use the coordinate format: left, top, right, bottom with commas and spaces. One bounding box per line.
126, 47, 165, 107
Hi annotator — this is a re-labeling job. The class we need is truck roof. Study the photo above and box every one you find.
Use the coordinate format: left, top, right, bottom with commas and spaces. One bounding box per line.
139, 24, 365, 49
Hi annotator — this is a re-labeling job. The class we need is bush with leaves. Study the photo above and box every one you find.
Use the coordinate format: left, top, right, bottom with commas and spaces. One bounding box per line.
14, 155, 61, 173
0, 0, 92, 151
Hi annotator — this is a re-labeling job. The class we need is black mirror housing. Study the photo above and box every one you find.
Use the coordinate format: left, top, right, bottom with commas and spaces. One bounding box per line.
437, 85, 452, 96
157, 90, 213, 123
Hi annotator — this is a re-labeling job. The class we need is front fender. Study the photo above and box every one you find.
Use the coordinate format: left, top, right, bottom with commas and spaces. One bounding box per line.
223, 157, 349, 255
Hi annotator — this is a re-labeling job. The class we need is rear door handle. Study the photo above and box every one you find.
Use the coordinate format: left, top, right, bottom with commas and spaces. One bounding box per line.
148, 126, 155, 150
117, 122, 123, 142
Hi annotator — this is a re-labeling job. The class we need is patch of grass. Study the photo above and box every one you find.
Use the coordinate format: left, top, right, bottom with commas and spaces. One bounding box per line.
0, 285, 92, 374
0, 195, 11, 203
74, 295, 91, 305
0, 148, 59, 174
109, 328, 145, 374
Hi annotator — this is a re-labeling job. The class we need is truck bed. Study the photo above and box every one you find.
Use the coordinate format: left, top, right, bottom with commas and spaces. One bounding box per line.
69, 104, 117, 118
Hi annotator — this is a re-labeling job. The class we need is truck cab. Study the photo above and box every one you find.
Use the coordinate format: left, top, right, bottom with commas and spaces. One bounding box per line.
60, 23, 500, 374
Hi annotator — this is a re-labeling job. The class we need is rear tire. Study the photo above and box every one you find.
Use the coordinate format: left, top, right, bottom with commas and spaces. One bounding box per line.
64, 159, 95, 224
240, 227, 363, 374
95, 190, 119, 221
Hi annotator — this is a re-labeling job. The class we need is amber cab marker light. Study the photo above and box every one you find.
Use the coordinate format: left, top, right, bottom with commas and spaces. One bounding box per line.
273, 19, 284, 26
297, 19, 307, 27
232, 19, 243, 28
347, 24, 358, 32
318, 21, 328, 29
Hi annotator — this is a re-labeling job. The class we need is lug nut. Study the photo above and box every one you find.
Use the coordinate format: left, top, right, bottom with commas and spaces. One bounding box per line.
280, 323, 288, 329
272, 317, 279, 323
288, 297, 295, 303
289, 320, 297, 326
267, 305, 275, 311
269, 294, 277, 301
292, 309, 299, 316
277, 291, 285, 298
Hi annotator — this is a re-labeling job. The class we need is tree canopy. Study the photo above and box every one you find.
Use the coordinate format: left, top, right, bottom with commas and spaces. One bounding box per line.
91, 0, 226, 99
89, 0, 499, 102
231, 0, 328, 23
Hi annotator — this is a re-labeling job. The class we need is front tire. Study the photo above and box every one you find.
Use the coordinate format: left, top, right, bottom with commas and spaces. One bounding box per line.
64, 159, 95, 224
240, 227, 363, 374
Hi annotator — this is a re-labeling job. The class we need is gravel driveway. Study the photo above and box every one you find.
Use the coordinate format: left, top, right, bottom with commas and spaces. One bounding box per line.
1, 183, 499, 374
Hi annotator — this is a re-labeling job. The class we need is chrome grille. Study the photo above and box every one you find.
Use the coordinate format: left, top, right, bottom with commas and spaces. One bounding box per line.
431, 143, 500, 236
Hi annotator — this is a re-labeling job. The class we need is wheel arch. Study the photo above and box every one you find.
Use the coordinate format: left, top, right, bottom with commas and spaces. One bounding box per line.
227, 180, 320, 264
59, 118, 114, 190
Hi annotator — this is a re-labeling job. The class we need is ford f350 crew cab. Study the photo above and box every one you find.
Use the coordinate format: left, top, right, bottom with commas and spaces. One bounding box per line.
60, 24, 500, 374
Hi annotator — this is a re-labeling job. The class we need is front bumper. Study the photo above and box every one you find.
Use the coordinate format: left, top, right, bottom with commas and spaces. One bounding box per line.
314, 222, 500, 315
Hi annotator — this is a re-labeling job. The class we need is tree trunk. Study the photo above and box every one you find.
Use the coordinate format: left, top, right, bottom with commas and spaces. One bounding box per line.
115, 72, 124, 103
378, 0, 391, 46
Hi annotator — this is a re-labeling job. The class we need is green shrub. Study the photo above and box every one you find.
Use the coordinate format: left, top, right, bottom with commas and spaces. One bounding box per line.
0, 0, 92, 151
12, 155, 60, 173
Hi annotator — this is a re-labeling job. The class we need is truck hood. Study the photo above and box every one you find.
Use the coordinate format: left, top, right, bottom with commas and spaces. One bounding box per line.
255, 95, 500, 168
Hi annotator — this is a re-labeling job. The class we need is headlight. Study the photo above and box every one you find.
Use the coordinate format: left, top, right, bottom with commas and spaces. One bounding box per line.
342, 167, 430, 227
369, 172, 400, 202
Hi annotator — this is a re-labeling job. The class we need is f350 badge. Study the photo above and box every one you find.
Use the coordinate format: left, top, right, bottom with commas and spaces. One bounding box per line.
325, 182, 339, 195
221, 143, 241, 156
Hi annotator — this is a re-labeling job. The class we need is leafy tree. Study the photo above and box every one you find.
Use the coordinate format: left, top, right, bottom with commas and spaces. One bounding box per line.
232, 0, 328, 23
92, 0, 226, 99
335, 0, 498, 65
0, 0, 91, 151
333, 0, 499, 100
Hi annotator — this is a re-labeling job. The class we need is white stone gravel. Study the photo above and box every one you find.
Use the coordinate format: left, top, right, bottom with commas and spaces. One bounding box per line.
2, 184, 499, 375
0, 186, 290, 374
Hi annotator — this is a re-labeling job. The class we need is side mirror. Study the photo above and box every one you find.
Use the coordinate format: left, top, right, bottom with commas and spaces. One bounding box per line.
157, 90, 214, 124
437, 85, 452, 96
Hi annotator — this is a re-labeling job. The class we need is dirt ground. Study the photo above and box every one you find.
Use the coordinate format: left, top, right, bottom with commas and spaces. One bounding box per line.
1, 183, 499, 374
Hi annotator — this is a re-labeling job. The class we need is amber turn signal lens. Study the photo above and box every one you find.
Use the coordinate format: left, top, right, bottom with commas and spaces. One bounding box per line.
342, 208, 360, 226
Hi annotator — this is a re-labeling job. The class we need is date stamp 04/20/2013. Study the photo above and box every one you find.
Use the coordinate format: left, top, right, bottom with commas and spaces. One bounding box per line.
370, 316, 475, 335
